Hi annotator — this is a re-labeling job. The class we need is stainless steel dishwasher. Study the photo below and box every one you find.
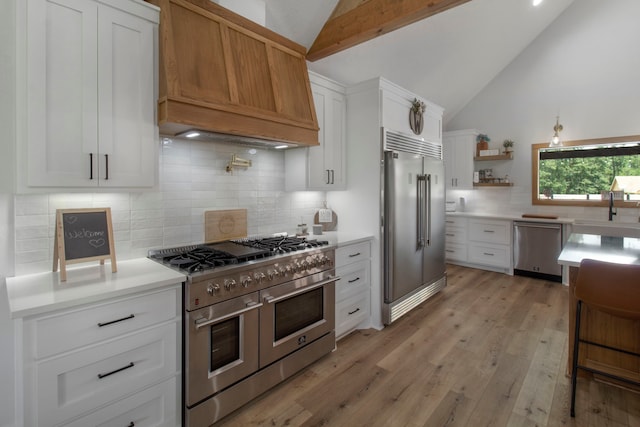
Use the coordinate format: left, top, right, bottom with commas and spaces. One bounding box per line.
513, 221, 562, 282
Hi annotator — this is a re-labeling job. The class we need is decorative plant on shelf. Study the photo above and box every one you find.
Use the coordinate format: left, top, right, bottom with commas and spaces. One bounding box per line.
476, 134, 490, 156
476, 134, 491, 144
502, 139, 515, 153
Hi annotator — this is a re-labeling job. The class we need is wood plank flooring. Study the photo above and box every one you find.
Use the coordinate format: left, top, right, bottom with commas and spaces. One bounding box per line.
217, 265, 640, 427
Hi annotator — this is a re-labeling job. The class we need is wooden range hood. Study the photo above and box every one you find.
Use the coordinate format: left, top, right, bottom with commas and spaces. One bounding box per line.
148, 0, 319, 146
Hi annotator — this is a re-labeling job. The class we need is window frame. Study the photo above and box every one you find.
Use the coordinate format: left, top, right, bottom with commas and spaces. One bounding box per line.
531, 135, 640, 208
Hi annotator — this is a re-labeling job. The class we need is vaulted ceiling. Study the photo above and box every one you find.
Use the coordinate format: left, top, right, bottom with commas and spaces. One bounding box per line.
264, 0, 576, 125
306, 0, 474, 61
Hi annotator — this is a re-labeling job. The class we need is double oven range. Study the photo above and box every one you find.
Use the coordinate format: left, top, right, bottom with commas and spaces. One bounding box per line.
149, 236, 337, 426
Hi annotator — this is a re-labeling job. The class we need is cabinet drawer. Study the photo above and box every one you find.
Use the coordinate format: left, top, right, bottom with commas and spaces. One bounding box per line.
336, 260, 370, 301
336, 292, 369, 339
34, 287, 179, 358
36, 322, 178, 427
445, 226, 467, 243
468, 243, 510, 268
335, 241, 371, 268
469, 219, 510, 245
64, 377, 177, 427
445, 242, 467, 262
445, 216, 467, 228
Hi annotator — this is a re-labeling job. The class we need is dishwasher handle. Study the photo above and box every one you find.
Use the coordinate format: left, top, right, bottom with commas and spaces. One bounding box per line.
514, 222, 561, 231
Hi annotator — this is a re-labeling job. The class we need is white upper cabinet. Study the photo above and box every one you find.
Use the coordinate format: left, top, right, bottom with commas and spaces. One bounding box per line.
381, 83, 442, 143
285, 72, 346, 191
24, 0, 158, 189
443, 129, 478, 190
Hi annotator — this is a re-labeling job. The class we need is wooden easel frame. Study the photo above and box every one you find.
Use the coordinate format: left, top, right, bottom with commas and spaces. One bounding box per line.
53, 208, 117, 281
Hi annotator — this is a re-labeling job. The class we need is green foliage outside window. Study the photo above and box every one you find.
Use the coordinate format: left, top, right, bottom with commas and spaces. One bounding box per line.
539, 155, 640, 198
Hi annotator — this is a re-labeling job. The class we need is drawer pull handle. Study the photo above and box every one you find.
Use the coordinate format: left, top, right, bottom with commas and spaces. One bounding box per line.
98, 314, 135, 327
445, 249, 454, 253
348, 252, 361, 258
348, 277, 360, 283
483, 252, 495, 256
483, 230, 495, 233
348, 307, 360, 315
445, 233, 454, 236
98, 362, 134, 379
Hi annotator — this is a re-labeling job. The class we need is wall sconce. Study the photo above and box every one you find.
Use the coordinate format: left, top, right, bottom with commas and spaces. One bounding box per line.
550, 116, 563, 147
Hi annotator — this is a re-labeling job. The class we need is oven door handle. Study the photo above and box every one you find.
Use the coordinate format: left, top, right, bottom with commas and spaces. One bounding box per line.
263, 276, 339, 304
194, 302, 263, 330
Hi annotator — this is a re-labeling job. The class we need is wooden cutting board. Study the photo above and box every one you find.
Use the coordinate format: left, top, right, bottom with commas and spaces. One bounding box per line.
522, 213, 559, 219
204, 209, 247, 242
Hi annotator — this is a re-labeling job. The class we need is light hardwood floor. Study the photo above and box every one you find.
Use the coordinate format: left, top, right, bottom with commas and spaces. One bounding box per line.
218, 265, 640, 426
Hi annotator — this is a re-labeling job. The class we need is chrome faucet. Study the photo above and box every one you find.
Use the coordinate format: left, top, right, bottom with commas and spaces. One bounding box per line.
609, 191, 617, 221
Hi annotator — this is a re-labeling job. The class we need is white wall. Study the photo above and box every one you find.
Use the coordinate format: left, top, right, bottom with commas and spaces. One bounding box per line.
13, 139, 327, 275
445, 0, 640, 221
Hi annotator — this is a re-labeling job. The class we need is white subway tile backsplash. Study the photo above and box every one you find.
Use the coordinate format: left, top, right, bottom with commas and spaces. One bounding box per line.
13, 139, 327, 273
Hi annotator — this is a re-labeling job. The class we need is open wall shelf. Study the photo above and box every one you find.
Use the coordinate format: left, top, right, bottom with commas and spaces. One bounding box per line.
474, 153, 513, 161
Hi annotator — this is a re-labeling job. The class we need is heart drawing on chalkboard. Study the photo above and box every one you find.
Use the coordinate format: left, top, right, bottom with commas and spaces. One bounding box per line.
66, 215, 78, 224
89, 238, 105, 248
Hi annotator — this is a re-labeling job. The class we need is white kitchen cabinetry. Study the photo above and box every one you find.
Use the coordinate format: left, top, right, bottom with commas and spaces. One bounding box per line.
445, 216, 468, 262
381, 86, 441, 142
468, 218, 512, 271
335, 240, 371, 339
443, 130, 477, 189
21, 285, 181, 427
446, 215, 512, 274
24, 0, 158, 189
285, 72, 346, 190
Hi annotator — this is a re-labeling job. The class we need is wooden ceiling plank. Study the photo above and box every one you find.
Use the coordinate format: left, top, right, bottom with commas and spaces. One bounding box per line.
307, 0, 473, 61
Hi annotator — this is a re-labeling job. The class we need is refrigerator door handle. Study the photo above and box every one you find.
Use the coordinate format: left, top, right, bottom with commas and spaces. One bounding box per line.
426, 174, 431, 247
417, 174, 426, 249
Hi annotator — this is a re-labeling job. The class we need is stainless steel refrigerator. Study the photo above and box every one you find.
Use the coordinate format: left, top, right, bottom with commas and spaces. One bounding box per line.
381, 128, 447, 325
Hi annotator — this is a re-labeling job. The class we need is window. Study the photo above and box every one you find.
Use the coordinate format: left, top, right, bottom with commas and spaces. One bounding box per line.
532, 135, 640, 207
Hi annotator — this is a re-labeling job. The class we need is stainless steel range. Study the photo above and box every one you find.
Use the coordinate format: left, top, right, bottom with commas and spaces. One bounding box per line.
149, 236, 337, 426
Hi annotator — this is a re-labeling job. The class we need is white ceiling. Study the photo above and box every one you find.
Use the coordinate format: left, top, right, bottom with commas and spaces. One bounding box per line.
264, 0, 576, 124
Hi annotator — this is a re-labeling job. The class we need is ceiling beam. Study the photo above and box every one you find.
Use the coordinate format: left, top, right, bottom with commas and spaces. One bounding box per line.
307, 0, 473, 61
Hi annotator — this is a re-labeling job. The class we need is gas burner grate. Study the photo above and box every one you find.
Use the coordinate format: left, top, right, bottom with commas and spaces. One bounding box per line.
154, 246, 239, 273
233, 236, 329, 254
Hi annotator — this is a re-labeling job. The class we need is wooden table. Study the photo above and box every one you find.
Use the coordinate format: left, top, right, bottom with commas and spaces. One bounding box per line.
558, 233, 640, 388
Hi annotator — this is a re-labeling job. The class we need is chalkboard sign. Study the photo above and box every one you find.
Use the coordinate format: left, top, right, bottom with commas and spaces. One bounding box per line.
54, 208, 117, 281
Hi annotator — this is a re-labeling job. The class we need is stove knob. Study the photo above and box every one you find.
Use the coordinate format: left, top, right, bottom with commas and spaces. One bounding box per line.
206, 283, 220, 295
293, 262, 302, 273
224, 279, 237, 291
267, 270, 276, 280
241, 276, 252, 287
254, 272, 266, 283
285, 265, 292, 275
309, 256, 318, 268
279, 267, 287, 276
301, 260, 309, 271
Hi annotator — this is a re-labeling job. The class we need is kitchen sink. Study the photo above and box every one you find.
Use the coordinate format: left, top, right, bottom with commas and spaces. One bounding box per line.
571, 219, 640, 237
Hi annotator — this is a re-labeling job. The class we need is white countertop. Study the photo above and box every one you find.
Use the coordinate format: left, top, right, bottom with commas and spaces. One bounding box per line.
557, 233, 640, 267
5, 258, 186, 318
446, 211, 574, 224
311, 231, 375, 247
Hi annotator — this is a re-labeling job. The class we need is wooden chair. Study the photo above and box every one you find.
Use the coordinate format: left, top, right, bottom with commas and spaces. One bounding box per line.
570, 258, 640, 417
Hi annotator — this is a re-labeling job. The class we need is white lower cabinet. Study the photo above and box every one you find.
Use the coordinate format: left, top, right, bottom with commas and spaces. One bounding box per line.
446, 215, 512, 273
64, 378, 177, 427
21, 285, 181, 427
445, 216, 468, 262
335, 240, 371, 339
